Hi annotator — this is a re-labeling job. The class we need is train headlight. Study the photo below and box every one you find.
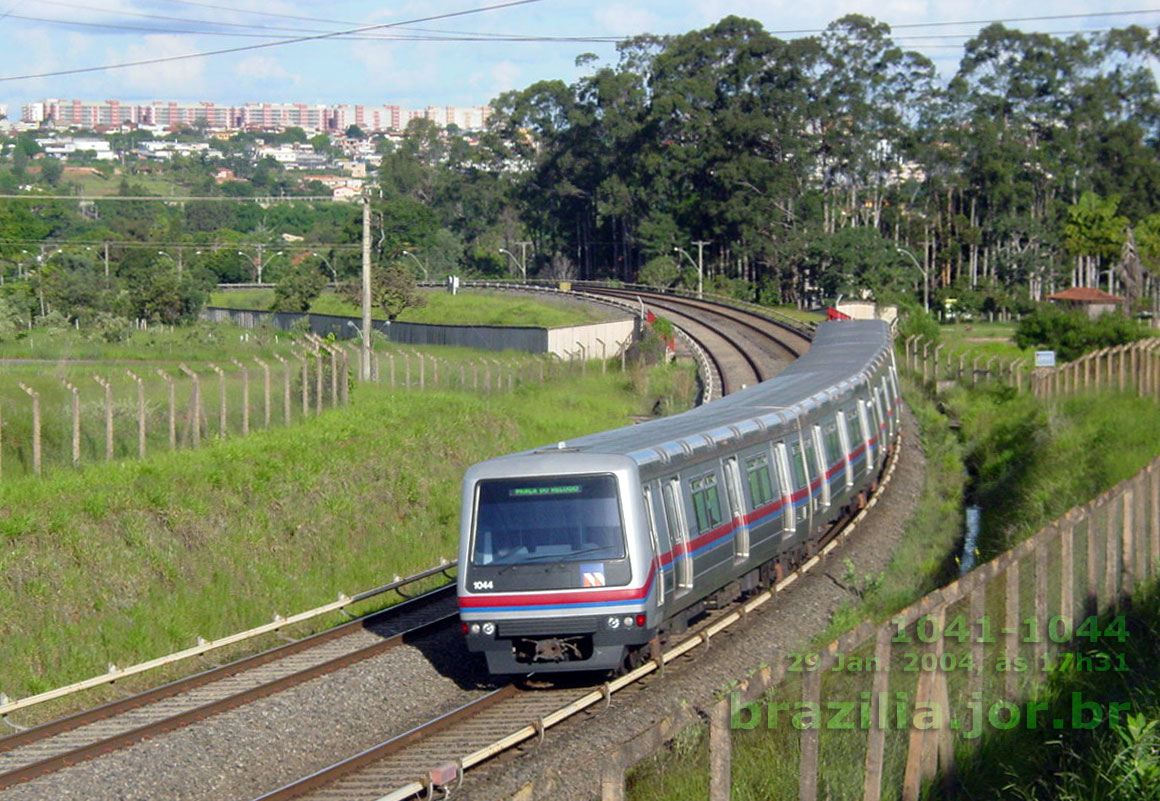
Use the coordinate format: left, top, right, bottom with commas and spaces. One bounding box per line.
482, 622, 496, 636
470, 623, 481, 635
606, 616, 621, 629
623, 616, 634, 628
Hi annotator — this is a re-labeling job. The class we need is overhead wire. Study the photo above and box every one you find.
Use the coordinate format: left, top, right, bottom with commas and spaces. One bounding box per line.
0, 0, 548, 82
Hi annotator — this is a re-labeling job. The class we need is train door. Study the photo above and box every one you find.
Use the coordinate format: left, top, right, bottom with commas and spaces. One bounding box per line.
786, 439, 812, 534
775, 442, 796, 538
871, 387, 887, 463
835, 411, 854, 489
801, 433, 821, 517
642, 485, 665, 609
662, 478, 693, 591
810, 425, 831, 509
857, 399, 875, 467
723, 457, 749, 560
845, 405, 866, 484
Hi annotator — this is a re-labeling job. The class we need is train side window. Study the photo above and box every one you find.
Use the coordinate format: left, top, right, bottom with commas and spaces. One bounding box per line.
689, 473, 724, 534
822, 420, 843, 471
744, 454, 774, 506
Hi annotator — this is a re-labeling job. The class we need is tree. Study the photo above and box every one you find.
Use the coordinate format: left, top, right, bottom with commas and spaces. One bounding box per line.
345, 124, 366, 140
343, 263, 427, 320
272, 259, 327, 312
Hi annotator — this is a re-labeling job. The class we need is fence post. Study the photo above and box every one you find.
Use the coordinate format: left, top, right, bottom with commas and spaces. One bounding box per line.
209, 363, 228, 436
232, 359, 250, 436
93, 375, 114, 460
327, 347, 338, 406
863, 624, 893, 801
1121, 488, 1135, 601
798, 652, 822, 801
340, 349, 349, 405
1106, 497, 1120, 610
297, 352, 309, 417
1035, 534, 1049, 672
254, 357, 271, 428
18, 383, 41, 475
416, 350, 426, 390
178, 364, 201, 448
125, 370, 146, 460
271, 354, 291, 426
1005, 560, 1020, 699
403, 352, 411, 388
1061, 515, 1075, 621
314, 349, 323, 414
155, 369, 176, 449
710, 696, 732, 801
1151, 466, 1160, 578
60, 379, 80, 466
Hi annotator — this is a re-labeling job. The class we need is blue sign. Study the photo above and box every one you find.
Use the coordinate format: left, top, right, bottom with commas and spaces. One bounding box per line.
1035, 351, 1056, 368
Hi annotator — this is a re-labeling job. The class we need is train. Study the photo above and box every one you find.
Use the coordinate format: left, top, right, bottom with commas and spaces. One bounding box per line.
456, 319, 900, 674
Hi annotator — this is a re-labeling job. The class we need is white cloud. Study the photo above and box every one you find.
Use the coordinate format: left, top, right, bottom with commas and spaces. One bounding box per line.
237, 55, 301, 86
106, 35, 207, 96
593, 4, 658, 34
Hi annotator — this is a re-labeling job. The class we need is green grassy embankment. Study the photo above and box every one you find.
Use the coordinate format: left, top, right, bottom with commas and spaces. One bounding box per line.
626, 374, 1160, 800
209, 288, 616, 327
0, 358, 694, 720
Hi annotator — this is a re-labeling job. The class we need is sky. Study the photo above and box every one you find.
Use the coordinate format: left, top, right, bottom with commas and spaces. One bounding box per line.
0, 0, 1157, 112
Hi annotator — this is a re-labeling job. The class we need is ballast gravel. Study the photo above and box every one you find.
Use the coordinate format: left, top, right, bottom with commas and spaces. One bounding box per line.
1, 407, 924, 801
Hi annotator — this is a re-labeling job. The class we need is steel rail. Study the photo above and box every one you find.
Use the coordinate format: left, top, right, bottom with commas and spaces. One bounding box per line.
0, 561, 457, 720
0, 588, 459, 790
257, 433, 904, 801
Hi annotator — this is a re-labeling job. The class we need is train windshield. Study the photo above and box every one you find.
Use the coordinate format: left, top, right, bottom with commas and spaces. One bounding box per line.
471, 474, 626, 565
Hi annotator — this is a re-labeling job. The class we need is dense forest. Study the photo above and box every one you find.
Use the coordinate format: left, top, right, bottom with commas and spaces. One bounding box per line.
2, 14, 1160, 326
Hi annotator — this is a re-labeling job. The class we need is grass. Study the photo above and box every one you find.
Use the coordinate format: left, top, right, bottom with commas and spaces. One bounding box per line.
935, 322, 1030, 361
0, 353, 695, 716
209, 288, 619, 327
64, 173, 190, 197
626, 359, 1160, 801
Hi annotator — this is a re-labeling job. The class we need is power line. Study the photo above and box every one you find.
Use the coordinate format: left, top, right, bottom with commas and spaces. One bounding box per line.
0, 0, 548, 83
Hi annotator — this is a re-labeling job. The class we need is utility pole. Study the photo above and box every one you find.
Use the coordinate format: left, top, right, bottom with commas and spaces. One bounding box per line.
692, 240, 710, 299
361, 197, 372, 381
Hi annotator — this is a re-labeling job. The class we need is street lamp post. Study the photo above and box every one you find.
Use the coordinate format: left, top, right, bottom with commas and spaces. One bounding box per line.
499, 248, 526, 281
401, 250, 428, 281
237, 248, 283, 284
311, 252, 337, 282
897, 246, 928, 313
157, 249, 183, 274
674, 241, 710, 299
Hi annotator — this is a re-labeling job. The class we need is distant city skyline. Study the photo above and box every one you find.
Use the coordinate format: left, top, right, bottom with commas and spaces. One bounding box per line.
1, 1, 1155, 114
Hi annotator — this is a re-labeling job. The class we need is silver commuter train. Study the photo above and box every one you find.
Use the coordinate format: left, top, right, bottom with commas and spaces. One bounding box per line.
457, 320, 901, 674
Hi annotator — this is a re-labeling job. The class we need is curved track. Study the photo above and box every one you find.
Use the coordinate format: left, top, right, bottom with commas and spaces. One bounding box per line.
0, 293, 836, 801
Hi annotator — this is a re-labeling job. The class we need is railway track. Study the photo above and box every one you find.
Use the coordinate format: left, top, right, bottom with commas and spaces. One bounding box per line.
0, 292, 846, 801
0, 584, 459, 791
252, 440, 902, 801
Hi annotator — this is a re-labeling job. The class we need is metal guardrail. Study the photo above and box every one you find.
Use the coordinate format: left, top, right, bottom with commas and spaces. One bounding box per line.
0, 560, 456, 720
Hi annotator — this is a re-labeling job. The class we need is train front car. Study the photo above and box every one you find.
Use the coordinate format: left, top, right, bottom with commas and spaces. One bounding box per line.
457, 451, 656, 674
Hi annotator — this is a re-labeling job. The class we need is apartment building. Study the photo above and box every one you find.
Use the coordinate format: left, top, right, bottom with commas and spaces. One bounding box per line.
22, 99, 492, 133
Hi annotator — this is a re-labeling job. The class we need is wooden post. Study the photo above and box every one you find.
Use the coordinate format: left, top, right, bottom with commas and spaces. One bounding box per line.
209, 363, 228, 436
403, 352, 411, 388
93, 375, 114, 460
1035, 535, 1049, 676
125, 370, 146, 460
1086, 507, 1100, 614
314, 350, 323, 414
1106, 498, 1119, 610
1121, 489, 1135, 599
862, 624, 893, 801
972, 355, 981, 387
709, 696, 732, 801
178, 365, 201, 448
416, 350, 426, 389
922, 341, 930, 384
232, 359, 250, 435
1061, 516, 1075, 621
299, 353, 309, 417
798, 653, 822, 801
1005, 561, 1020, 699
254, 357, 271, 428
340, 349, 349, 405
60, 379, 80, 466
327, 346, 337, 406
155, 369, 176, 449
18, 383, 40, 475
1152, 467, 1160, 580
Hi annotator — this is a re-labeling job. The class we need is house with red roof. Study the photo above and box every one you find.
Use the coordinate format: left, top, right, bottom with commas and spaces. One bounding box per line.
1045, 287, 1126, 319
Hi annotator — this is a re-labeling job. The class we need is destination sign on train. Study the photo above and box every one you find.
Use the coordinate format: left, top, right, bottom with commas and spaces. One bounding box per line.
509, 485, 582, 497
